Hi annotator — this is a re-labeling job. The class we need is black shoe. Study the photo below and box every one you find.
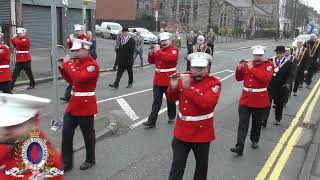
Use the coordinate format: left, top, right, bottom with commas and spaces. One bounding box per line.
59, 97, 69, 102
251, 142, 259, 149
274, 120, 280, 126
306, 85, 311, 89
126, 84, 132, 88
293, 92, 297, 96
142, 121, 155, 128
261, 121, 266, 128
26, 86, 35, 90
230, 146, 243, 155
63, 165, 73, 173
109, 83, 118, 89
80, 161, 95, 170
168, 118, 175, 124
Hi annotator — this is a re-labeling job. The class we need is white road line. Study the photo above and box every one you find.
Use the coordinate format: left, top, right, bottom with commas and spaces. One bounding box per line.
225, 69, 235, 73
129, 72, 235, 129
220, 73, 235, 81
130, 108, 168, 129
213, 51, 223, 54
97, 88, 153, 104
97, 69, 230, 104
116, 98, 139, 121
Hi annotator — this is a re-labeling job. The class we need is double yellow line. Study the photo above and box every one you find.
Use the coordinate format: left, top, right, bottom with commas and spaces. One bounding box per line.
256, 78, 320, 180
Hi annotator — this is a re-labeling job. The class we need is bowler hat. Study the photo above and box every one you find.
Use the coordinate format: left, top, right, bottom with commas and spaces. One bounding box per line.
274, 46, 286, 52
122, 27, 129, 32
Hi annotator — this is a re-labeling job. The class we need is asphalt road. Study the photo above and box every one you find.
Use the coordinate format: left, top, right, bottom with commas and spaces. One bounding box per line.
13, 39, 320, 180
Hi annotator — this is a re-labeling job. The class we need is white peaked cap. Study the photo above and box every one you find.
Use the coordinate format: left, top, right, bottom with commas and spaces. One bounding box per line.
197, 35, 205, 40
297, 39, 304, 43
187, 52, 212, 67
0, 94, 51, 127
252, 45, 266, 55
159, 33, 171, 41
74, 24, 83, 31
16, 28, 27, 34
70, 38, 92, 51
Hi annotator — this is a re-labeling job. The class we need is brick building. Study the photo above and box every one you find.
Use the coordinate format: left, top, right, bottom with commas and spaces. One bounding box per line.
96, 0, 137, 21
137, 0, 272, 32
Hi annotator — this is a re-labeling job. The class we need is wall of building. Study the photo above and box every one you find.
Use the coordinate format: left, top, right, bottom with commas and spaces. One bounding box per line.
96, 0, 136, 21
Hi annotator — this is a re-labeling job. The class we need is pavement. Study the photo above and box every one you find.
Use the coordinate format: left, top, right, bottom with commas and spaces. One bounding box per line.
12, 38, 320, 180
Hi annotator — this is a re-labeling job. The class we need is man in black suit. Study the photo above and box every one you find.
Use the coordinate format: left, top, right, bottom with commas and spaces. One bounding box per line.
109, 28, 135, 89
262, 46, 294, 127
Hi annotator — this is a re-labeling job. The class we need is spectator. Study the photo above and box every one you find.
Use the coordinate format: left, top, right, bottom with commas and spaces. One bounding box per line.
87, 31, 97, 60
133, 31, 144, 67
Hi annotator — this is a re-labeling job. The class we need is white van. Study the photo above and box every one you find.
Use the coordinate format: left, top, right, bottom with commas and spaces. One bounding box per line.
101, 22, 123, 39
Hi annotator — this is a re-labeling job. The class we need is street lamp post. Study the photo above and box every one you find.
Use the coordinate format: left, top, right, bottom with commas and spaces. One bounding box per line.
50, 0, 60, 131
83, 0, 88, 32
155, 10, 159, 36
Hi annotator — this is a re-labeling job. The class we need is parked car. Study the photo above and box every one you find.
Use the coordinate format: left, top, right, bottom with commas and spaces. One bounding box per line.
129, 27, 158, 44
95, 25, 102, 36
292, 34, 311, 47
101, 22, 122, 39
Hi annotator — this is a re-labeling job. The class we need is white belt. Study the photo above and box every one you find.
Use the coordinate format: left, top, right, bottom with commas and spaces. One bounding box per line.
71, 91, 95, 97
0, 65, 9, 69
155, 68, 176, 73
178, 111, 214, 121
16, 51, 29, 53
243, 87, 267, 92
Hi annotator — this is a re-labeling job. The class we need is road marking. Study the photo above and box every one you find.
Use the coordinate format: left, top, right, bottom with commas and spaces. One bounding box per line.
97, 88, 153, 104
129, 72, 235, 129
220, 73, 235, 81
130, 107, 169, 129
116, 98, 139, 121
303, 85, 320, 124
268, 127, 303, 179
255, 78, 320, 180
268, 82, 320, 179
14, 86, 28, 92
97, 69, 232, 104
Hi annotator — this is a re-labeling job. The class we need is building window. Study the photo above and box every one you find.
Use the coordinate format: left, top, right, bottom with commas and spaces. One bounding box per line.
145, 3, 150, 11
220, 13, 227, 27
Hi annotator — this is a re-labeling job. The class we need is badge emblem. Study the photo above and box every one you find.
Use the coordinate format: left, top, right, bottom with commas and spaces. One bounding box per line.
5, 129, 64, 178
87, 65, 95, 72
212, 85, 220, 93
172, 50, 177, 55
266, 66, 273, 71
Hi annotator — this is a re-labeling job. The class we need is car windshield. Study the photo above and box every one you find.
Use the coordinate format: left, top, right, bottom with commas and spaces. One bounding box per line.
111, 25, 122, 30
136, 28, 150, 34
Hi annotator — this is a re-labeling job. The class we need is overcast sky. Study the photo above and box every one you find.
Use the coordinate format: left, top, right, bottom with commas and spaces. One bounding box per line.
306, 0, 320, 13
